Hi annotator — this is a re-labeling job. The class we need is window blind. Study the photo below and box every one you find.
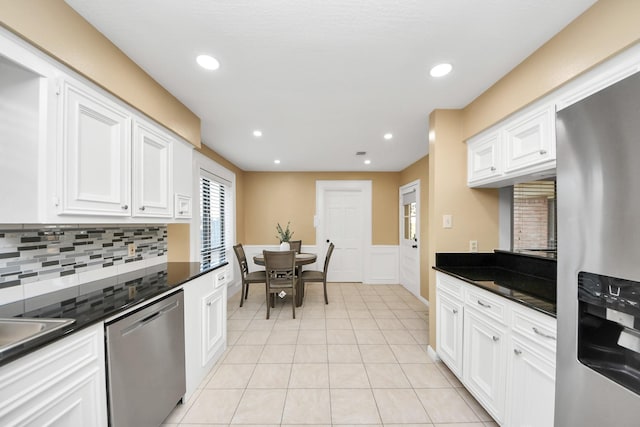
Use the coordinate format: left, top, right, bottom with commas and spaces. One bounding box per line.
512, 180, 557, 251
200, 172, 227, 268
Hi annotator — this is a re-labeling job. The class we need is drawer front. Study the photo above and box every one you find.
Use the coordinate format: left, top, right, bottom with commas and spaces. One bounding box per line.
512, 305, 557, 352
465, 286, 508, 325
436, 272, 465, 300
215, 266, 228, 289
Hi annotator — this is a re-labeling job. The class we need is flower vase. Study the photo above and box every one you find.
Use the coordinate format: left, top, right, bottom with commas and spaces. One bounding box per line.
279, 242, 290, 251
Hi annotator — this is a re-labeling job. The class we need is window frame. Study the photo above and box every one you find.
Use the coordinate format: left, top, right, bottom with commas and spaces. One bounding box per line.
191, 151, 235, 274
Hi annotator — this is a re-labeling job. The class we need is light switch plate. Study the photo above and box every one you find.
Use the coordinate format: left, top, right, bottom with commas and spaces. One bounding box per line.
443, 214, 453, 229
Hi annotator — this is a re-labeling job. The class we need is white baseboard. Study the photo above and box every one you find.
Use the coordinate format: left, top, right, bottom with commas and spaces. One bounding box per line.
427, 345, 440, 362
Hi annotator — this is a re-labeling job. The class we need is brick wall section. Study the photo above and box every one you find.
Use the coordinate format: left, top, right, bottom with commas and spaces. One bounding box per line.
513, 197, 548, 249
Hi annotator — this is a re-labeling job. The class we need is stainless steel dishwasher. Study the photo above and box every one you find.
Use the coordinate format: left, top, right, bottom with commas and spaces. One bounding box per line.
105, 290, 185, 427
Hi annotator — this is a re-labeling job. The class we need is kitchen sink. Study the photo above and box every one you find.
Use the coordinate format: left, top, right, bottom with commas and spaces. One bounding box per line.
0, 318, 75, 352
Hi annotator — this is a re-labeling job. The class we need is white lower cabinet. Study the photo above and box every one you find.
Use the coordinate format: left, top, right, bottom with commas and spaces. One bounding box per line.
463, 308, 508, 423
505, 335, 556, 427
202, 286, 226, 366
0, 323, 108, 427
436, 291, 464, 377
184, 267, 228, 400
435, 272, 556, 427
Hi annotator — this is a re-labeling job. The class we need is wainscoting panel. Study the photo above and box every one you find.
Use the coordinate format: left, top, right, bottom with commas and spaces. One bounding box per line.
240, 244, 399, 287
364, 245, 399, 285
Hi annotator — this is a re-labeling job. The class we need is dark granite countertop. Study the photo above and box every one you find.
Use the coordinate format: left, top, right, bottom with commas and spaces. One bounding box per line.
434, 251, 556, 317
0, 261, 227, 367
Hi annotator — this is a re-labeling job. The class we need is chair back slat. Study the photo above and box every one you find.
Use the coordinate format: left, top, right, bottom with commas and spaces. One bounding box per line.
233, 244, 250, 276
323, 242, 335, 275
289, 240, 302, 253
263, 250, 296, 284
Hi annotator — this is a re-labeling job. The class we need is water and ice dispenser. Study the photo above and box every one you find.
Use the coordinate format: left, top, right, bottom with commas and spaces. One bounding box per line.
578, 271, 640, 395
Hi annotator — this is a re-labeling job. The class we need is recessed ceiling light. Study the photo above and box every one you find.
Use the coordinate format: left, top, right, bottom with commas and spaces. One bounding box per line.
274, 159, 281, 164
253, 130, 262, 137
430, 63, 452, 77
384, 133, 393, 140
364, 159, 371, 165
196, 54, 220, 70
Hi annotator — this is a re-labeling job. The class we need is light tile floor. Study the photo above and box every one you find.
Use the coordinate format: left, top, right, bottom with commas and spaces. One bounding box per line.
163, 282, 498, 427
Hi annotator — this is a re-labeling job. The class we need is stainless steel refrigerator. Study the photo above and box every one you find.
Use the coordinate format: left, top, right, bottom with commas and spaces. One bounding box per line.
555, 71, 640, 426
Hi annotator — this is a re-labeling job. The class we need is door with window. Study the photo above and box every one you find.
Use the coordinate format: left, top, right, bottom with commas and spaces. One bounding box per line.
399, 181, 420, 297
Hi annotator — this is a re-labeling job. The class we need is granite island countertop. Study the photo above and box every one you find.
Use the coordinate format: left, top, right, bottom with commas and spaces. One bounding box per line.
434, 251, 556, 317
0, 261, 227, 367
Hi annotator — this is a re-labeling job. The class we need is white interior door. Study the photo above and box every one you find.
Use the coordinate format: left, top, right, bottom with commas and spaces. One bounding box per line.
316, 181, 371, 282
399, 180, 420, 297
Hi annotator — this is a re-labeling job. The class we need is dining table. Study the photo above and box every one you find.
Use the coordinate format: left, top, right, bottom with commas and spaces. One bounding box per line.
253, 252, 317, 306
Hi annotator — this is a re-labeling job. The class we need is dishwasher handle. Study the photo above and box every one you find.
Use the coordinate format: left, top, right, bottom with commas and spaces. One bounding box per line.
121, 299, 180, 337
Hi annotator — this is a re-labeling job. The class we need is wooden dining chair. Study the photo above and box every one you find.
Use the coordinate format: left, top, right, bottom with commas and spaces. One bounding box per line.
300, 242, 334, 304
289, 240, 302, 253
263, 250, 297, 319
233, 244, 266, 307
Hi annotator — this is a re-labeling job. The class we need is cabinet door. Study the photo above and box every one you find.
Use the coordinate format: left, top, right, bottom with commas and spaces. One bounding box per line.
463, 308, 507, 424
132, 121, 173, 217
506, 336, 555, 427
0, 323, 107, 427
503, 106, 555, 173
61, 82, 131, 216
173, 139, 193, 219
436, 291, 464, 377
202, 286, 227, 366
467, 131, 502, 184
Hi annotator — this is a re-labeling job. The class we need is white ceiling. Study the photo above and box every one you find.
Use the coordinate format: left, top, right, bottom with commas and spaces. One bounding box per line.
65, 0, 596, 172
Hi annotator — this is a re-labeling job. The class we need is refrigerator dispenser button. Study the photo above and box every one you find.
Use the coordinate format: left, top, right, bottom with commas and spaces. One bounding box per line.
618, 328, 640, 353
606, 308, 635, 328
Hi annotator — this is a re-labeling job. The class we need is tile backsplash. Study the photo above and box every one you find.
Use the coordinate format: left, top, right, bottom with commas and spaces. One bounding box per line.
0, 225, 167, 290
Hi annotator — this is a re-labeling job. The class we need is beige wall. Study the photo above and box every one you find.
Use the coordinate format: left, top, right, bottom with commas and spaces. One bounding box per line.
428, 110, 500, 342
463, 0, 640, 139
0, 0, 201, 147
242, 172, 400, 246
399, 156, 430, 299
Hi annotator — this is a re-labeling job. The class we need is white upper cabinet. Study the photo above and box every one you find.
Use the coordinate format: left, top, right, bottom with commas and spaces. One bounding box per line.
173, 138, 194, 219
467, 103, 556, 188
0, 31, 57, 224
467, 130, 502, 184
503, 105, 555, 173
0, 27, 195, 223
60, 81, 132, 216
132, 120, 173, 217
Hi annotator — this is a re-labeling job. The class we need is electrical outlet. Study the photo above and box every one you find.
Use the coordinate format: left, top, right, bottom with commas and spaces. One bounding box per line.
470, 240, 478, 252
128, 243, 136, 257
443, 214, 453, 229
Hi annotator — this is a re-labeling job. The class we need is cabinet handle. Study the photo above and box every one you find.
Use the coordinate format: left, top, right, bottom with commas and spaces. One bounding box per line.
477, 300, 492, 309
532, 327, 556, 340
179, 211, 184, 215
492, 336, 500, 342
514, 348, 522, 355
207, 301, 212, 306
121, 204, 129, 210
539, 149, 547, 155
140, 206, 146, 211
490, 166, 496, 171
452, 308, 458, 314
